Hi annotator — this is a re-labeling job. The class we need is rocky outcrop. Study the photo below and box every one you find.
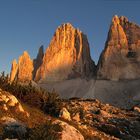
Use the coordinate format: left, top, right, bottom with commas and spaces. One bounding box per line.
33, 46, 44, 79
35, 23, 95, 82
59, 107, 71, 121
10, 51, 34, 82
97, 15, 140, 80
10, 17, 140, 82
63, 99, 140, 139
1, 117, 27, 140
54, 120, 84, 140
0, 88, 140, 139
10, 59, 18, 82
133, 106, 140, 113
0, 88, 29, 116
10, 23, 95, 82
18, 51, 34, 82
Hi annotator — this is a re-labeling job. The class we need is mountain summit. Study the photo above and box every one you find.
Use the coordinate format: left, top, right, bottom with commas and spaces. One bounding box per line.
97, 15, 140, 80
35, 23, 95, 82
9, 16, 140, 108
10, 23, 95, 82
10, 51, 34, 82
10, 16, 140, 82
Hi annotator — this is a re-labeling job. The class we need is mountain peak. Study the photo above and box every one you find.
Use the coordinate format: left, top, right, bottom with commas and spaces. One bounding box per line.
10, 22, 95, 82
112, 15, 129, 25
33, 45, 44, 80
37, 45, 44, 59
23, 51, 30, 57
57, 23, 82, 34
12, 59, 17, 64
119, 16, 128, 22
57, 22, 74, 31
97, 15, 140, 80
112, 15, 120, 24
35, 23, 95, 82
10, 59, 18, 82
61, 22, 73, 27
10, 50, 34, 82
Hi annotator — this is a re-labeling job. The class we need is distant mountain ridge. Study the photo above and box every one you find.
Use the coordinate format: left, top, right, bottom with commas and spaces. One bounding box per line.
10, 23, 96, 82
10, 15, 140, 82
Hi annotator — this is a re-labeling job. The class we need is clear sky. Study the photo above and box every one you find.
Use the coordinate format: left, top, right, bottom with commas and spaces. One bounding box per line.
0, 0, 140, 74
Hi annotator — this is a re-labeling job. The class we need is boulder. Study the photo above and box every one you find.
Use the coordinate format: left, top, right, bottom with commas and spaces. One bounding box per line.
134, 106, 140, 113
54, 120, 84, 140
0, 90, 29, 117
59, 107, 71, 121
72, 113, 80, 122
1, 117, 27, 140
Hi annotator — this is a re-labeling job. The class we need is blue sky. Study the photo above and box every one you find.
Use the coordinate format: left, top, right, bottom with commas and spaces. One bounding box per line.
0, 0, 140, 74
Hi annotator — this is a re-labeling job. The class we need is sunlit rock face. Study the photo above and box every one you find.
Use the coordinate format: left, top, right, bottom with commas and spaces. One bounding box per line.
10, 51, 34, 82
35, 23, 95, 82
10, 59, 18, 82
97, 15, 140, 80
18, 51, 34, 82
0, 89, 28, 116
10, 23, 95, 83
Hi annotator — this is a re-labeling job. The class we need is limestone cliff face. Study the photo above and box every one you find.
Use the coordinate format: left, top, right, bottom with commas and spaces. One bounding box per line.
97, 15, 140, 80
33, 46, 44, 79
18, 51, 34, 82
10, 23, 95, 82
10, 59, 18, 82
10, 51, 34, 82
35, 23, 95, 82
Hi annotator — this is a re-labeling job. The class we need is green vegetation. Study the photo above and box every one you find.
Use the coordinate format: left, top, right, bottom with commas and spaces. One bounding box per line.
0, 72, 63, 117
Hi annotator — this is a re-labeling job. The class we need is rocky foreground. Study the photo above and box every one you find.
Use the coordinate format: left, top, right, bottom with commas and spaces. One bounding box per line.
0, 88, 140, 140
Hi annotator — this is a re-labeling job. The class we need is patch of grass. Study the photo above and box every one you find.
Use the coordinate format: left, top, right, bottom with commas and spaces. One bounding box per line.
29, 120, 63, 140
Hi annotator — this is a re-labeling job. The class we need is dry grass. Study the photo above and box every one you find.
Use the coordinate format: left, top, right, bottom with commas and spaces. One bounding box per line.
0, 100, 50, 128
21, 103, 50, 128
